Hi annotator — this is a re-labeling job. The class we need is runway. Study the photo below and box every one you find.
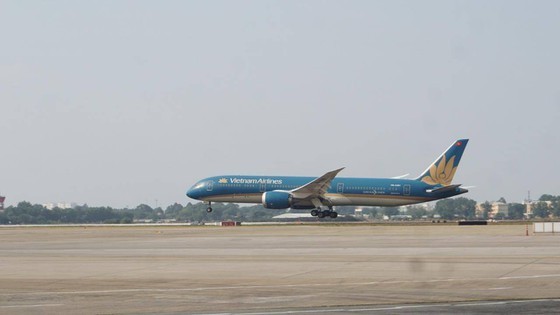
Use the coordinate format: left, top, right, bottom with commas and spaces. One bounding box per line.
1, 224, 559, 314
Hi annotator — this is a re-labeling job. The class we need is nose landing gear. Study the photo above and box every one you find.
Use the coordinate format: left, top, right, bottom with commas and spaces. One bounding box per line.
205, 201, 213, 213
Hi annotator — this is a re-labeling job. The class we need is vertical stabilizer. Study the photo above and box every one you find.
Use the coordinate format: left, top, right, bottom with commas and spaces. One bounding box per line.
416, 139, 469, 186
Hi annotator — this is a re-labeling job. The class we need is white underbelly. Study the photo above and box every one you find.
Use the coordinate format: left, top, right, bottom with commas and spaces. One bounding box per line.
203, 193, 426, 207
327, 194, 421, 207
204, 194, 262, 204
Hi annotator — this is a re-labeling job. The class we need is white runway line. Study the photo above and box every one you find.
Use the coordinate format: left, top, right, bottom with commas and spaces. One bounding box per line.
198, 299, 560, 315
0, 304, 63, 309
454, 299, 560, 307
477, 287, 512, 290
196, 305, 439, 315
499, 274, 560, 280
2, 274, 560, 297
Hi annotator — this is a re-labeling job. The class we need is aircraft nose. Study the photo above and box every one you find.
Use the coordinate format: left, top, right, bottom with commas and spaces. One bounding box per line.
186, 187, 198, 199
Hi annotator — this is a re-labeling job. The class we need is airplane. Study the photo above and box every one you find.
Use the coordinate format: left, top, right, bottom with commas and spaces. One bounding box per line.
186, 139, 469, 218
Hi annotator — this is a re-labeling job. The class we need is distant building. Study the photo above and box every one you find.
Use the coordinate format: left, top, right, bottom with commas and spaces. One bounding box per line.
390, 214, 412, 221
523, 200, 552, 217
524, 201, 533, 216
476, 201, 509, 218
490, 202, 509, 218
400, 202, 434, 212
475, 203, 484, 218
272, 213, 313, 219
354, 208, 363, 218
42, 202, 77, 210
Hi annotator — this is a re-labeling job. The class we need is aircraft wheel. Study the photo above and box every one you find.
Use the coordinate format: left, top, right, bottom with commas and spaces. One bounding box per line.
311, 209, 319, 216
206, 207, 213, 213
329, 211, 338, 219
317, 211, 325, 218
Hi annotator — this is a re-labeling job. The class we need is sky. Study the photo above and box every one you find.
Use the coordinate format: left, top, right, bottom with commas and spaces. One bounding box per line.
1, 0, 559, 208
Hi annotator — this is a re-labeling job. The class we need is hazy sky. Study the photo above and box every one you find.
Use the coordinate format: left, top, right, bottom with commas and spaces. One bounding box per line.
1, 1, 559, 208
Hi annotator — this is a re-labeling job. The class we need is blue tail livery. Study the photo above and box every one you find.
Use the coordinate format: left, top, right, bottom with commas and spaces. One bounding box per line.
186, 139, 469, 218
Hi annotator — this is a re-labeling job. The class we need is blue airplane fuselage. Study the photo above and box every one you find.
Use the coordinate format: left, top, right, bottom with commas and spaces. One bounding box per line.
186, 139, 469, 213
187, 175, 467, 208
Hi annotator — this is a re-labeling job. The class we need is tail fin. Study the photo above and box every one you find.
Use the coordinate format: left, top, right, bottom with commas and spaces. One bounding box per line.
416, 139, 469, 186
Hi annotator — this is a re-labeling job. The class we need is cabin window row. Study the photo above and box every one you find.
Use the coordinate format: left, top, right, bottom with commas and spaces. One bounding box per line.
218, 183, 391, 191
219, 184, 299, 189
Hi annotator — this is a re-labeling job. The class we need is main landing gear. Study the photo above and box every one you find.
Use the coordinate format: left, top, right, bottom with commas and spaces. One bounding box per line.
205, 201, 213, 213
310, 207, 338, 219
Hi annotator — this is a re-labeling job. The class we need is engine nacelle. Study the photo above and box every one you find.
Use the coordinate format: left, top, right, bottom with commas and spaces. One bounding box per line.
262, 191, 293, 209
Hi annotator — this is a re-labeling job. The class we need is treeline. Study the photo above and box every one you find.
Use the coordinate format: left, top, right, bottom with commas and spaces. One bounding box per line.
0, 202, 281, 224
1, 195, 560, 224
0, 202, 134, 224
531, 194, 560, 218
0, 200, 464, 224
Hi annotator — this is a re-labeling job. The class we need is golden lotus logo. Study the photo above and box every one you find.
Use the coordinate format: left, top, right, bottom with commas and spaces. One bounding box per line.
218, 178, 228, 184
421, 155, 457, 186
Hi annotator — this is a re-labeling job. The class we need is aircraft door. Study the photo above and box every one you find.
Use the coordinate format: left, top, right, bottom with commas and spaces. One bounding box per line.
337, 183, 344, 193
207, 181, 214, 191
404, 184, 411, 196
259, 183, 266, 192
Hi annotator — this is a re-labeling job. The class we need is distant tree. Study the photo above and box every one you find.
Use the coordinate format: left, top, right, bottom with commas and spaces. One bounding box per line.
481, 201, 492, 220
549, 198, 560, 218
407, 206, 428, 219
333, 206, 358, 215
132, 204, 155, 220
153, 207, 164, 219
533, 202, 551, 219
435, 197, 476, 220
221, 206, 238, 220
383, 207, 399, 217
498, 197, 507, 204
494, 212, 506, 220
434, 199, 455, 219
364, 207, 379, 219
0, 212, 9, 224
3, 202, 47, 224
539, 194, 555, 202
164, 203, 184, 217
457, 198, 477, 219
83, 207, 116, 223
507, 203, 526, 220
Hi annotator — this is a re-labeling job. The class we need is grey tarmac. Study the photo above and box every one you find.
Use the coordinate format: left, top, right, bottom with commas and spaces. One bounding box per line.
0, 224, 559, 314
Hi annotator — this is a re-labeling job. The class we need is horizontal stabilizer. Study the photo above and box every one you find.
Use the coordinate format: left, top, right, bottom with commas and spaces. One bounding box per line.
391, 173, 410, 179
426, 184, 462, 194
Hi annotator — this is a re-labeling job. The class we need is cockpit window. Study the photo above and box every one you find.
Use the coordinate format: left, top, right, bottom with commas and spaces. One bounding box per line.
194, 182, 205, 189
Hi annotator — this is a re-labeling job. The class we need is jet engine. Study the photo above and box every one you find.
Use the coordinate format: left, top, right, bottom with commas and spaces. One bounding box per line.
262, 191, 293, 209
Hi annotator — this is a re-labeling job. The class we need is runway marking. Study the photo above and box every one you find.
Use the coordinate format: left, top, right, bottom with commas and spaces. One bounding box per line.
2, 274, 560, 297
478, 287, 512, 291
0, 304, 63, 309
499, 273, 560, 280
196, 299, 560, 314
453, 299, 560, 307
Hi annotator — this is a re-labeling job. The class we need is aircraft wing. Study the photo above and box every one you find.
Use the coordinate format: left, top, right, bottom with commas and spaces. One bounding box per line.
290, 168, 345, 200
